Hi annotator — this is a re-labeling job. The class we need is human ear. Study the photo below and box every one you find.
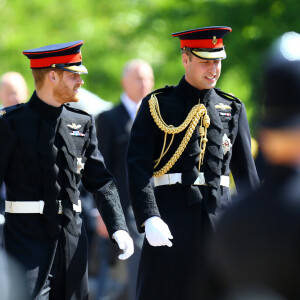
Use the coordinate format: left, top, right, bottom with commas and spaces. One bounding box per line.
182, 53, 189, 67
48, 70, 59, 84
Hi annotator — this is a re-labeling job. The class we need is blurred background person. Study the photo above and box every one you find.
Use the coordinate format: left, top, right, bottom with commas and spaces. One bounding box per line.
207, 31, 300, 300
0, 72, 29, 214
95, 59, 154, 300
0, 71, 28, 108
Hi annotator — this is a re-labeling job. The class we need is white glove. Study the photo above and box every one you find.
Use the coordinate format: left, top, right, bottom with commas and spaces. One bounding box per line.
144, 216, 173, 247
112, 230, 134, 260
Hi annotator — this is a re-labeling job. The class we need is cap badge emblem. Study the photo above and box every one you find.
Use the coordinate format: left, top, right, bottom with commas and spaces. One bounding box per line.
212, 36, 217, 45
222, 133, 232, 155
67, 123, 81, 130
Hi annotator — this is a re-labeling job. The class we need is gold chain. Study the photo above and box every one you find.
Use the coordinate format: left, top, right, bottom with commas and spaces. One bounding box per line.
149, 93, 210, 177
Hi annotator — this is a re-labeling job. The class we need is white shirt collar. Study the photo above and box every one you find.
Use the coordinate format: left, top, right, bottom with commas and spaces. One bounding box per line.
121, 93, 139, 121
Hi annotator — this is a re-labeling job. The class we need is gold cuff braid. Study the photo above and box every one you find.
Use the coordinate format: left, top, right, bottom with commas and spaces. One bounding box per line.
149, 93, 210, 177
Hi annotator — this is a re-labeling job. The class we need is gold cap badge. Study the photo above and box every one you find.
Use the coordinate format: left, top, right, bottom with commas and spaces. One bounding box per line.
212, 36, 217, 45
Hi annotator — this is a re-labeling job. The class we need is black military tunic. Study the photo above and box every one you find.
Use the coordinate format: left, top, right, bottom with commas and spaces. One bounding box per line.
126, 76, 259, 300
0, 92, 128, 299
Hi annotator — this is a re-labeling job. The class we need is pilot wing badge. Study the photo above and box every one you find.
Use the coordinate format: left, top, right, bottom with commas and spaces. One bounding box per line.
68, 123, 85, 137
67, 123, 82, 130
215, 103, 231, 110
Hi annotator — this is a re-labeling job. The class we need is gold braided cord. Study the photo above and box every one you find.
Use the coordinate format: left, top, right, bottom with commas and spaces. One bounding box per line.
149, 94, 206, 134
148, 93, 210, 177
198, 114, 210, 170
153, 133, 175, 168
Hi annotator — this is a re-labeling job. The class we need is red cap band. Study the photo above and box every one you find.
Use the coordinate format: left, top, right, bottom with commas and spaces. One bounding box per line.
30, 52, 82, 68
180, 38, 223, 49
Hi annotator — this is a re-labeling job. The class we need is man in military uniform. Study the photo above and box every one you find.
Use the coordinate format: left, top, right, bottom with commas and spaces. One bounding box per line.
0, 41, 133, 300
126, 26, 259, 300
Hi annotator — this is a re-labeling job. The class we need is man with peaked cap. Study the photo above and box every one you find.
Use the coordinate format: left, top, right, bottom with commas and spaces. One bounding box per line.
207, 31, 300, 300
0, 40, 134, 300
126, 26, 259, 300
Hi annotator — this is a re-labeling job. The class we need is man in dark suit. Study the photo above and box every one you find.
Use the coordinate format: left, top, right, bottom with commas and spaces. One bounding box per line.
0, 41, 133, 300
126, 26, 259, 300
209, 31, 300, 300
96, 59, 154, 300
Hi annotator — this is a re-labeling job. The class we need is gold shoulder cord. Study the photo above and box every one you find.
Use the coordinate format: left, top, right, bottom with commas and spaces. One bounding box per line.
149, 93, 210, 177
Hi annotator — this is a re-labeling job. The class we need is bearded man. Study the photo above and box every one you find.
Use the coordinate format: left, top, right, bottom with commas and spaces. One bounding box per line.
0, 40, 133, 300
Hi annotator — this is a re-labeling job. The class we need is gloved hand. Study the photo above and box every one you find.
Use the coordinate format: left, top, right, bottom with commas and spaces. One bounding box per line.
112, 230, 134, 260
144, 216, 173, 247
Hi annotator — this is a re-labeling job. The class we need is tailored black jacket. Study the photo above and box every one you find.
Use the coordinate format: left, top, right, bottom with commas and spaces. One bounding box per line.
127, 76, 259, 232
0, 92, 128, 300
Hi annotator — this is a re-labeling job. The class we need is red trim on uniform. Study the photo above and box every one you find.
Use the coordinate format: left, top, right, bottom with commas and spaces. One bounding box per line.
180, 38, 223, 49
30, 53, 82, 68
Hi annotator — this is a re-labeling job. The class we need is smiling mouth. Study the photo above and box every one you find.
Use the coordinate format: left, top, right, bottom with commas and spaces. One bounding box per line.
74, 86, 81, 92
206, 75, 216, 80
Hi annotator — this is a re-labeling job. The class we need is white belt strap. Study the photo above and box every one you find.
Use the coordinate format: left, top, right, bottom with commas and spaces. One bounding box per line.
5, 200, 82, 214
153, 173, 230, 188
153, 173, 182, 186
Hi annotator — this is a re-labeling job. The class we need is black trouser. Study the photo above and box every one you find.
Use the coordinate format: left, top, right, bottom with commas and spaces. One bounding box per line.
39, 233, 66, 300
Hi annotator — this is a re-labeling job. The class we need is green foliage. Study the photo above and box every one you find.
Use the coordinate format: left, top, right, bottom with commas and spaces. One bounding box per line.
1, 0, 300, 134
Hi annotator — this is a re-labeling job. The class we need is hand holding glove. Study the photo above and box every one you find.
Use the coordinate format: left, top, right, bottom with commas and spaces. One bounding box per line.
112, 230, 134, 260
145, 216, 173, 247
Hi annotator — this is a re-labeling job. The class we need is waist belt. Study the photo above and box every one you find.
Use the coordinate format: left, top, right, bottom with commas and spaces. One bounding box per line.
153, 172, 230, 188
5, 200, 82, 214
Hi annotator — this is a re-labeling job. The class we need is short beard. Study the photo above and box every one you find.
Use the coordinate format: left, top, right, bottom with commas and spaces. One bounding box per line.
53, 82, 80, 105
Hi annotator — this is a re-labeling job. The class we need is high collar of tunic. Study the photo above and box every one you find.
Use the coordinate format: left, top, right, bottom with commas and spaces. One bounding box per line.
178, 75, 212, 104
28, 91, 63, 119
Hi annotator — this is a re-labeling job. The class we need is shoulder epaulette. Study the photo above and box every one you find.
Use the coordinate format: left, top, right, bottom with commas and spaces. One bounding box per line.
64, 104, 91, 117
0, 103, 24, 117
150, 85, 174, 96
214, 88, 242, 103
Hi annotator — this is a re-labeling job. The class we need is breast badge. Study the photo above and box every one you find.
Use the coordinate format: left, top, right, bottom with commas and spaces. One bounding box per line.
222, 133, 232, 155
70, 130, 85, 137
68, 123, 85, 137
215, 103, 231, 110
67, 123, 82, 130
77, 157, 85, 174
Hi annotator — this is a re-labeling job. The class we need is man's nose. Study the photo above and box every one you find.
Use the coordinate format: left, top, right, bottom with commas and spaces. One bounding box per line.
208, 62, 217, 73
78, 76, 84, 85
